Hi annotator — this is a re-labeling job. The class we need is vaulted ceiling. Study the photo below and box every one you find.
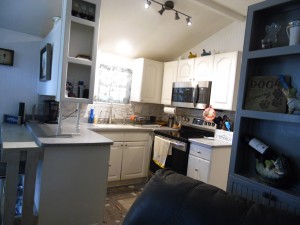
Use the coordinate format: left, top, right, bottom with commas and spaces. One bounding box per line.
0, 0, 264, 61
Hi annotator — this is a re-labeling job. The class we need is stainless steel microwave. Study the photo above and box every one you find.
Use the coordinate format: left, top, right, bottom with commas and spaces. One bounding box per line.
171, 81, 212, 109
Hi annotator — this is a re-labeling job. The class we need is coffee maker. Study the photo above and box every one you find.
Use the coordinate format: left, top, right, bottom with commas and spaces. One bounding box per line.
44, 100, 59, 124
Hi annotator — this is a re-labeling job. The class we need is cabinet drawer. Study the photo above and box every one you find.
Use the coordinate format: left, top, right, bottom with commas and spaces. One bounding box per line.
124, 132, 149, 141
187, 154, 210, 183
98, 132, 124, 141
189, 144, 212, 161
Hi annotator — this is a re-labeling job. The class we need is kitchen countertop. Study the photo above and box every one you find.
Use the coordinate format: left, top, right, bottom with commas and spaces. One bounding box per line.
27, 122, 113, 146
1, 122, 176, 150
189, 137, 232, 148
1, 123, 39, 150
86, 122, 177, 132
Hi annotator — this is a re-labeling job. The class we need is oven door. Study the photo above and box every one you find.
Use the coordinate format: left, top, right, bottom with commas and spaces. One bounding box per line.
150, 135, 188, 175
171, 82, 196, 108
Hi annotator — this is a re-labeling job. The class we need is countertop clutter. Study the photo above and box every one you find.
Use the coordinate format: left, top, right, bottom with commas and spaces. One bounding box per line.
189, 129, 233, 148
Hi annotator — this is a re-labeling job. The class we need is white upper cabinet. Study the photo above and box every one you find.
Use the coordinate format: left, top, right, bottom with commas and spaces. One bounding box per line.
176, 58, 195, 82
193, 55, 214, 81
161, 61, 178, 105
210, 51, 242, 111
130, 58, 163, 104
56, 0, 101, 103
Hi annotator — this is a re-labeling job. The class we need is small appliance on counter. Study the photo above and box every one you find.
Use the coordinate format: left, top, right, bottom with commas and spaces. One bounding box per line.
163, 107, 176, 128
44, 100, 59, 124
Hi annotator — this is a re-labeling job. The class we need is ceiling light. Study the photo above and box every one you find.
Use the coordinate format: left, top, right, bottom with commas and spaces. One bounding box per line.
158, 6, 165, 15
186, 17, 192, 26
175, 11, 180, 20
145, 0, 151, 9
145, 1, 192, 26
116, 40, 133, 56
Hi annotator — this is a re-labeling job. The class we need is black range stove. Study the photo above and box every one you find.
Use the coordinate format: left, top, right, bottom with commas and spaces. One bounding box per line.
154, 117, 216, 143
150, 117, 216, 175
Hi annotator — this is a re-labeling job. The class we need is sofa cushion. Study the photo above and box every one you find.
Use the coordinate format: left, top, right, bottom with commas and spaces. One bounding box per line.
122, 169, 300, 225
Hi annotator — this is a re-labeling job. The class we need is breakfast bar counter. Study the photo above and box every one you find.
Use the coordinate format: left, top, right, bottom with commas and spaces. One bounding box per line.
1, 123, 113, 225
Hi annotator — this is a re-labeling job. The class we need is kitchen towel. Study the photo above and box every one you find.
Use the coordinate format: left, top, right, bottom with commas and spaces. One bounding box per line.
153, 136, 172, 168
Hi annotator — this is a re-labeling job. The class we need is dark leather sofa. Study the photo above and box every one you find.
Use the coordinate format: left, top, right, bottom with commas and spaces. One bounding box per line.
123, 169, 300, 225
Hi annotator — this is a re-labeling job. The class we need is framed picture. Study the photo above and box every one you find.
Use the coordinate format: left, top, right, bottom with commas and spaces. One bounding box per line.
40, 43, 52, 81
0, 48, 14, 66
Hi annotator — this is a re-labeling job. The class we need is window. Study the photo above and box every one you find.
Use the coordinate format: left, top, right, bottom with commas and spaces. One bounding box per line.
94, 64, 132, 104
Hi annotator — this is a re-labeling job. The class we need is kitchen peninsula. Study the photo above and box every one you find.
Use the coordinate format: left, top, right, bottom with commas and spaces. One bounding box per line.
1, 122, 113, 225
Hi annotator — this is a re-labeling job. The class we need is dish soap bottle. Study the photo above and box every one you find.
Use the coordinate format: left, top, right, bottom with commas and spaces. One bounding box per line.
88, 108, 94, 123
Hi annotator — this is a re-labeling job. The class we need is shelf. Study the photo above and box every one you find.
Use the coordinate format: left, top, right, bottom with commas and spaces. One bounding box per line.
71, 16, 95, 28
61, 96, 91, 103
68, 56, 92, 66
239, 110, 300, 124
246, 45, 300, 59
229, 0, 300, 215
232, 173, 300, 198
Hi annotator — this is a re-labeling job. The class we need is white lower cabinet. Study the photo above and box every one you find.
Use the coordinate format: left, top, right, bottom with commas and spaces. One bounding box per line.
187, 154, 210, 183
121, 141, 149, 180
187, 142, 231, 191
99, 132, 150, 182
108, 142, 123, 181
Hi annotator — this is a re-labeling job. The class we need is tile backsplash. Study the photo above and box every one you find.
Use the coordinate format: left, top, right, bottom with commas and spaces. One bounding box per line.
38, 95, 235, 130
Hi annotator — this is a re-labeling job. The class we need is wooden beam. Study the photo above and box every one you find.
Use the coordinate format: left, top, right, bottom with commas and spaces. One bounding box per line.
190, 0, 246, 21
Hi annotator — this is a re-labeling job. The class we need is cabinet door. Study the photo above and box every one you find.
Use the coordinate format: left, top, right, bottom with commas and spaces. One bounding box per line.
161, 61, 178, 105
193, 55, 214, 81
107, 142, 123, 182
121, 142, 149, 180
187, 154, 210, 183
210, 52, 241, 110
141, 59, 163, 103
177, 58, 195, 82
130, 58, 163, 104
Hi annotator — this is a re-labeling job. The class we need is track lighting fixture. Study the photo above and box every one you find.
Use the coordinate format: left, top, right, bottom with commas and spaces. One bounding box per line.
158, 5, 165, 15
186, 17, 192, 26
175, 11, 180, 20
145, 0, 151, 9
144, 0, 192, 26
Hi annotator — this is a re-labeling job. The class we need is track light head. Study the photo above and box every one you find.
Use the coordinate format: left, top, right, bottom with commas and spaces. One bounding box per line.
175, 11, 180, 20
145, 0, 151, 9
158, 6, 165, 15
186, 17, 192, 26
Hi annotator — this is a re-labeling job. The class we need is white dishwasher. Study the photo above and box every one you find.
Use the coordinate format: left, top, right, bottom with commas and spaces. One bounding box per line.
187, 135, 232, 191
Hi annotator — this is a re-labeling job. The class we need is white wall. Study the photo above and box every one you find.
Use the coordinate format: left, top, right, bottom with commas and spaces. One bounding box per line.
182, 21, 246, 58
0, 28, 41, 123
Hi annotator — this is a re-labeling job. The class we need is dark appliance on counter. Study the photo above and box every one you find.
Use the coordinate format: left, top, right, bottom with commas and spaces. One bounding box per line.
150, 117, 216, 175
44, 100, 59, 124
171, 81, 212, 109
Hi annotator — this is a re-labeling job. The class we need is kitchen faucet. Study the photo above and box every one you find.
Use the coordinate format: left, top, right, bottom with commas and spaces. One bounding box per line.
108, 103, 113, 124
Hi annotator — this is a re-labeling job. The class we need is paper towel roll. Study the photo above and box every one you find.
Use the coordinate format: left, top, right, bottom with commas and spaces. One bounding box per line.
164, 107, 176, 115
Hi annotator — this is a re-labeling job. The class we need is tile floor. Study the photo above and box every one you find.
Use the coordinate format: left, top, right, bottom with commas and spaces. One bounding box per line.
101, 184, 145, 225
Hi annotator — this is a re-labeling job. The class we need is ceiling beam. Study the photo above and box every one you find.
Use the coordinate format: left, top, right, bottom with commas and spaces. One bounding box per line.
190, 0, 245, 21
